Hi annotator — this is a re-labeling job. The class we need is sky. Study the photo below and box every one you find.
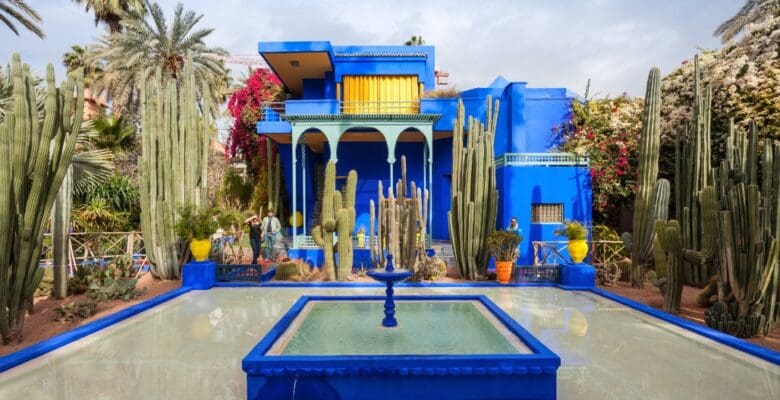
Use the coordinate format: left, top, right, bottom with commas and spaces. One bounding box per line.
0, 0, 738, 97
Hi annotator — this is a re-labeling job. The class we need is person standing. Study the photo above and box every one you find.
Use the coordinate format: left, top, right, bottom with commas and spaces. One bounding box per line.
261, 210, 282, 261
245, 215, 262, 264
507, 216, 521, 237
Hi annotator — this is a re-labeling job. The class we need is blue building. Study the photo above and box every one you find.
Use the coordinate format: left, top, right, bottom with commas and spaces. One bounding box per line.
256, 41, 591, 266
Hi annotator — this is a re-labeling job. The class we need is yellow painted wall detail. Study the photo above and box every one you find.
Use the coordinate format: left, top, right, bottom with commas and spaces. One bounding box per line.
343, 75, 419, 114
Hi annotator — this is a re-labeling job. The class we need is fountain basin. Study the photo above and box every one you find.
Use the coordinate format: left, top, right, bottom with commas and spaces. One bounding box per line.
243, 295, 560, 400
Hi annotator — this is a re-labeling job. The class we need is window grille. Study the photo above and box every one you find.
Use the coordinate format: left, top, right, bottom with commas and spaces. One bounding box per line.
531, 204, 563, 223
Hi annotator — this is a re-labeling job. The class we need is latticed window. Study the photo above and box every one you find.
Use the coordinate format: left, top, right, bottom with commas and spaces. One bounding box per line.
531, 204, 563, 223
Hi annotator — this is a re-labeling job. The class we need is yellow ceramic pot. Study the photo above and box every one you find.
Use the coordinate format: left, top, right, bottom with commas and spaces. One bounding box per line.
357, 232, 365, 248
190, 239, 211, 262
568, 239, 588, 263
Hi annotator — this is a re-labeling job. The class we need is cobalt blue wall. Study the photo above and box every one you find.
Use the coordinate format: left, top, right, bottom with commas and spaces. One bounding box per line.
496, 165, 592, 265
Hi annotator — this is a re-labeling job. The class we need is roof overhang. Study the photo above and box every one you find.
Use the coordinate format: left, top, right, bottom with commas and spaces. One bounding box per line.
258, 41, 334, 96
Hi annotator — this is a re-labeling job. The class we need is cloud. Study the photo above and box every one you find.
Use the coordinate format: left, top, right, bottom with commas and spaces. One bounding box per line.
1, 0, 737, 96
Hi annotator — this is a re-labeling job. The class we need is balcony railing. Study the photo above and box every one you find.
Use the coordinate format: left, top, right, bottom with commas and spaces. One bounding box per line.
496, 153, 589, 167
294, 234, 432, 249
258, 100, 422, 122
339, 100, 420, 114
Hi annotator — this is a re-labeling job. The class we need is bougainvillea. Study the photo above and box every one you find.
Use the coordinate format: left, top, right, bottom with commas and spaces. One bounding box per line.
662, 15, 780, 143
556, 95, 644, 224
226, 68, 284, 178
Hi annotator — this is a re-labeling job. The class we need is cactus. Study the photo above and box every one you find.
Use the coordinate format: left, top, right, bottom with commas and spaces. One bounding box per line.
448, 97, 500, 280
139, 57, 210, 280
311, 161, 356, 281
623, 68, 669, 288
369, 156, 429, 272
705, 124, 779, 338
275, 260, 300, 280
673, 55, 719, 288
52, 166, 73, 299
0, 54, 84, 342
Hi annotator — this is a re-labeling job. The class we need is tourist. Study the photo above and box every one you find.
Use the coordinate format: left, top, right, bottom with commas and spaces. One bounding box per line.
507, 216, 521, 237
261, 210, 282, 261
245, 215, 262, 264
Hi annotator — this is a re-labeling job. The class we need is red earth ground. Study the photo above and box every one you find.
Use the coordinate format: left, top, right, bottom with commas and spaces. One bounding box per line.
0, 274, 180, 357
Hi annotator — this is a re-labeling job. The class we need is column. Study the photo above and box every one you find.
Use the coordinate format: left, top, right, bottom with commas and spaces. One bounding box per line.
301, 136, 307, 236
292, 147, 297, 248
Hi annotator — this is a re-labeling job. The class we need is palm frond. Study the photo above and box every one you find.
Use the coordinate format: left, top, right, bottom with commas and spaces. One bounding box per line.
71, 149, 115, 195
0, 0, 45, 38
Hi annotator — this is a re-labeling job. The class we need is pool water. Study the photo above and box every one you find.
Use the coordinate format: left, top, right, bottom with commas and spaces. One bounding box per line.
272, 300, 529, 355
0, 287, 778, 399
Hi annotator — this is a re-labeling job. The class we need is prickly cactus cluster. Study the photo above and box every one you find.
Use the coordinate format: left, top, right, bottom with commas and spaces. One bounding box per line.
0, 54, 84, 343
369, 156, 429, 273
705, 123, 779, 338
139, 57, 210, 280
448, 98, 499, 280
266, 143, 281, 216
312, 161, 357, 281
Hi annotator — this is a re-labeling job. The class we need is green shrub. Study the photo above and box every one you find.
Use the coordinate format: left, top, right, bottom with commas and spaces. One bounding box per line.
72, 197, 132, 232
486, 231, 522, 261
174, 203, 218, 240
554, 220, 588, 240
53, 300, 98, 323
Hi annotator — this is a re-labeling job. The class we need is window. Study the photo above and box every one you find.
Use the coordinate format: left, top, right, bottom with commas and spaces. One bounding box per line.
531, 204, 563, 223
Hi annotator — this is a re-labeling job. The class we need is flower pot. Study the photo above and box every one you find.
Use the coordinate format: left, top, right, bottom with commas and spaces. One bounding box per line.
495, 261, 513, 284
357, 232, 365, 248
568, 239, 588, 263
190, 239, 211, 262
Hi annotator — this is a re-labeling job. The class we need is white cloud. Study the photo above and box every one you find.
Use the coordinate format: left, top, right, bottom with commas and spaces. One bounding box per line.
0, 0, 737, 96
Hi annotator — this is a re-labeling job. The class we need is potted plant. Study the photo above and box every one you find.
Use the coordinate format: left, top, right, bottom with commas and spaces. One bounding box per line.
175, 204, 218, 262
357, 225, 366, 248
554, 220, 589, 263
487, 231, 522, 284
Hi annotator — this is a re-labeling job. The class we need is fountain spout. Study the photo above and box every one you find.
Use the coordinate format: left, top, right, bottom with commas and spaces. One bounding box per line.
366, 255, 412, 327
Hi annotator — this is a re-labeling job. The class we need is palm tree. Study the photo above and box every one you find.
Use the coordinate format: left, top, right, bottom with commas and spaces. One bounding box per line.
405, 35, 425, 46
63, 45, 108, 118
72, 0, 146, 33
88, 115, 135, 154
714, 0, 780, 42
90, 1, 228, 117
0, 0, 43, 38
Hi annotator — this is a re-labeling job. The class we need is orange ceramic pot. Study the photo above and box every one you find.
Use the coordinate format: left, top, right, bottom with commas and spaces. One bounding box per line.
495, 261, 513, 284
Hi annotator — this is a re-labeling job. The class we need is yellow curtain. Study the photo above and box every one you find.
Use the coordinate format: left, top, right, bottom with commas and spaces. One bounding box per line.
342, 75, 419, 114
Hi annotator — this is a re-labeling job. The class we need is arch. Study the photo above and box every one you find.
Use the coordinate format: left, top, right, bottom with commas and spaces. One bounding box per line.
296, 129, 329, 155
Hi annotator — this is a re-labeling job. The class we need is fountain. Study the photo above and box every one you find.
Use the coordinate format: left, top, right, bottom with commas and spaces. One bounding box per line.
366, 255, 412, 327
242, 261, 559, 399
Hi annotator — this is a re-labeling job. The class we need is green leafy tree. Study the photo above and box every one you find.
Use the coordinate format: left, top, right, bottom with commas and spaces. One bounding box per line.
72, 0, 146, 33
90, 1, 229, 117
0, 0, 43, 38
714, 0, 779, 42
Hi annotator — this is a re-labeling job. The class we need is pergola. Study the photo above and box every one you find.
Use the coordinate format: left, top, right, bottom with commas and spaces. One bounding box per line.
284, 113, 441, 248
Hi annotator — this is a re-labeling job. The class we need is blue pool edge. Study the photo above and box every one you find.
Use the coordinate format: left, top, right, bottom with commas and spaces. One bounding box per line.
0, 285, 193, 373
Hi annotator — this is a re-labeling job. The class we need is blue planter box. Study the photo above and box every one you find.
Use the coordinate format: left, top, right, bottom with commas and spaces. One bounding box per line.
243, 295, 560, 400
182, 261, 216, 290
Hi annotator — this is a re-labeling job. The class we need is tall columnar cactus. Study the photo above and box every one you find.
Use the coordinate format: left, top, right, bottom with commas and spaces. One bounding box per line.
623, 68, 669, 287
266, 142, 281, 216
52, 166, 73, 299
674, 55, 719, 288
705, 124, 779, 338
0, 54, 84, 342
311, 161, 356, 281
369, 156, 429, 272
139, 57, 210, 280
448, 98, 499, 280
